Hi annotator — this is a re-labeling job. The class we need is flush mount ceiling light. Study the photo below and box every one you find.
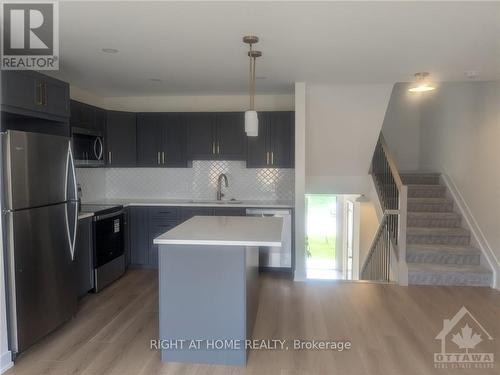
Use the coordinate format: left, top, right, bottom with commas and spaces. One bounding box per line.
355, 194, 370, 203
101, 48, 119, 54
408, 72, 436, 93
243, 35, 262, 137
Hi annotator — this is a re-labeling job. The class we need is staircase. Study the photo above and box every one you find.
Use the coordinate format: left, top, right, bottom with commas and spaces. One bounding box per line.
402, 173, 492, 287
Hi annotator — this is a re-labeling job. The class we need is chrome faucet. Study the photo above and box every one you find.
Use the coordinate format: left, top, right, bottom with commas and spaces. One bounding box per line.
216, 173, 229, 201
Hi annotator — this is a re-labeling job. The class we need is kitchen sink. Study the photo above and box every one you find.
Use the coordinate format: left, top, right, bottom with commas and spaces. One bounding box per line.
188, 199, 243, 205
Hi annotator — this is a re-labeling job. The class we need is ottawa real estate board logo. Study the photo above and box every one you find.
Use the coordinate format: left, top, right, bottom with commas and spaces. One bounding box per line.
434, 306, 494, 369
1, 1, 59, 70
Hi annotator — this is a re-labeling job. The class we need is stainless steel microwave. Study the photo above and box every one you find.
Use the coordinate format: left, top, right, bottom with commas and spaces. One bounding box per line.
72, 127, 104, 167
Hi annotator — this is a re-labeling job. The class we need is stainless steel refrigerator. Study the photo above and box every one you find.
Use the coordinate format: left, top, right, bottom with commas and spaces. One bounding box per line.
2, 130, 79, 356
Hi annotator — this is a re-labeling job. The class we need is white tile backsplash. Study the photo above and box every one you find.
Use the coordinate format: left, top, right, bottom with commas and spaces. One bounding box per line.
76, 161, 294, 202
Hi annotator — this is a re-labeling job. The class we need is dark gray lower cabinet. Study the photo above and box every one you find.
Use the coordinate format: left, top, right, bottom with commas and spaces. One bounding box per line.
129, 206, 149, 266
123, 208, 131, 268
213, 207, 246, 216
74, 217, 94, 297
179, 207, 213, 223
128, 206, 246, 268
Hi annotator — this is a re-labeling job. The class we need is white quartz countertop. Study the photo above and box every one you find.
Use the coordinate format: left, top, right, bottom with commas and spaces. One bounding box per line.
78, 212, 94, 220
85, 198, 294, 209
153, 216, 283, 247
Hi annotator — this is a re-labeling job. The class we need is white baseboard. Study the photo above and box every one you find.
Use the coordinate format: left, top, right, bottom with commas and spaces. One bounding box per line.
441, 174, 500, 290
0, 351, 13, 374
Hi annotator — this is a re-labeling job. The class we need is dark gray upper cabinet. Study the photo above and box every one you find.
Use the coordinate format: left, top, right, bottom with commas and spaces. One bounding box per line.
186, 113, 216, 159
1, 71, 69, 121
137, 113, 188, 167
136, 113, 163, 166
106, 110, 137, 167
246, 117, 269, 168
246, 111, 294, 168
70, 100, 104, 133
269, 111, 294, 168
215, 112, 246, 160
187, 112, 245, 160
160, 113, 188, 167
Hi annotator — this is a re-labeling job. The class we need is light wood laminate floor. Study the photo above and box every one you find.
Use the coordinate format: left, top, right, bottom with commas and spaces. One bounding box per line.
6, 269, 500, 375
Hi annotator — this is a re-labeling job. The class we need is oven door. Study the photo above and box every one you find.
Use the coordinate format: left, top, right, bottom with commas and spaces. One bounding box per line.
93, 212, 124, 268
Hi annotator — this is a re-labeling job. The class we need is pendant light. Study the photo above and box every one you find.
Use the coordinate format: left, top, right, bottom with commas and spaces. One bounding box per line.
408, 72, 436, 93
243, 36, 262, 137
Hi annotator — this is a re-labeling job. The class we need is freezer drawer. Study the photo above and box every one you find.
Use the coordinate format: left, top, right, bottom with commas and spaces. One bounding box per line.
5, 203, 77, 353
3, 130, 70, 210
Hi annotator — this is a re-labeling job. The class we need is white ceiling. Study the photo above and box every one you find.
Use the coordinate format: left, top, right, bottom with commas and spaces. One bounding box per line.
52, 1, 500, 96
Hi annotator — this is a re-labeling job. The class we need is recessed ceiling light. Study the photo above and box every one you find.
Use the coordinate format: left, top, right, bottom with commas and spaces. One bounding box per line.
101, 48, 119, 54
465, 70, 479, 79
408, 72, 436, 93
150, 78, 162, 82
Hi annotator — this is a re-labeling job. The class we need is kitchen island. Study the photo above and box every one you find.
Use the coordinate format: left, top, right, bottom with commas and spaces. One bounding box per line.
153, 215, 283, 366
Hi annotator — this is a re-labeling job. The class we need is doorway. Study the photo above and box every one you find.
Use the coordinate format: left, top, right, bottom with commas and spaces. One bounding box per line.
305, 195, 339, 279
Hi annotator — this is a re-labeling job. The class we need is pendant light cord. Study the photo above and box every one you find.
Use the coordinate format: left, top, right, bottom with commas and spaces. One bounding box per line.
249, 43, 254, 110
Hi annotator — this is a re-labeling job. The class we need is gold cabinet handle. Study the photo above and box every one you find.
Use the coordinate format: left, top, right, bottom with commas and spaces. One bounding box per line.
42, 82, 47, 106
162, 151, 166, 164
212, 141, 216, 155
157, 151, 160, 164
266, 151, 269, 165
35, 82, 43, 105
217, 142, 220, 154
271, 151, 274, 165
108, 151, 112, 164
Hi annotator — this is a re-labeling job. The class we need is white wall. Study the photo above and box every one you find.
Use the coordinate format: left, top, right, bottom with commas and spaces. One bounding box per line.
305, 84, 392, 194
419, 81, 500, 287
381, 83, 422, 171
358, 201, 379, 272
70, 85, 294, 112
294, 82, 307, 281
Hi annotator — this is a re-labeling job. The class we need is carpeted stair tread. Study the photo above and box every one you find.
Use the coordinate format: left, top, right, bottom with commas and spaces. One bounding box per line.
408, 263, 492, 286
406, 244, 481, 265
406, 244, 480, 253
401, 173, 441, 185
407, 227, 469, 235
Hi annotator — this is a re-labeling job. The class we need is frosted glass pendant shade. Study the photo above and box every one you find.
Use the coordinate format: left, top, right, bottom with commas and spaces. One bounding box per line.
245, 110, 258, 137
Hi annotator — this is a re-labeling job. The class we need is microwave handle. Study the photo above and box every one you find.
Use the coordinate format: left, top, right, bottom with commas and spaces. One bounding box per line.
94, 137, 104, 160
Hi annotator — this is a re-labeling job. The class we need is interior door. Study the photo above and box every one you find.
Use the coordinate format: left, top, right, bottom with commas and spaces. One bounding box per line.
137, 113, 162, 166
7, 203, 77, 353
215, 112, 246, 160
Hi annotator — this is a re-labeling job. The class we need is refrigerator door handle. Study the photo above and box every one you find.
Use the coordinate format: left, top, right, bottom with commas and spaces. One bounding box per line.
65, 143, 78, 260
